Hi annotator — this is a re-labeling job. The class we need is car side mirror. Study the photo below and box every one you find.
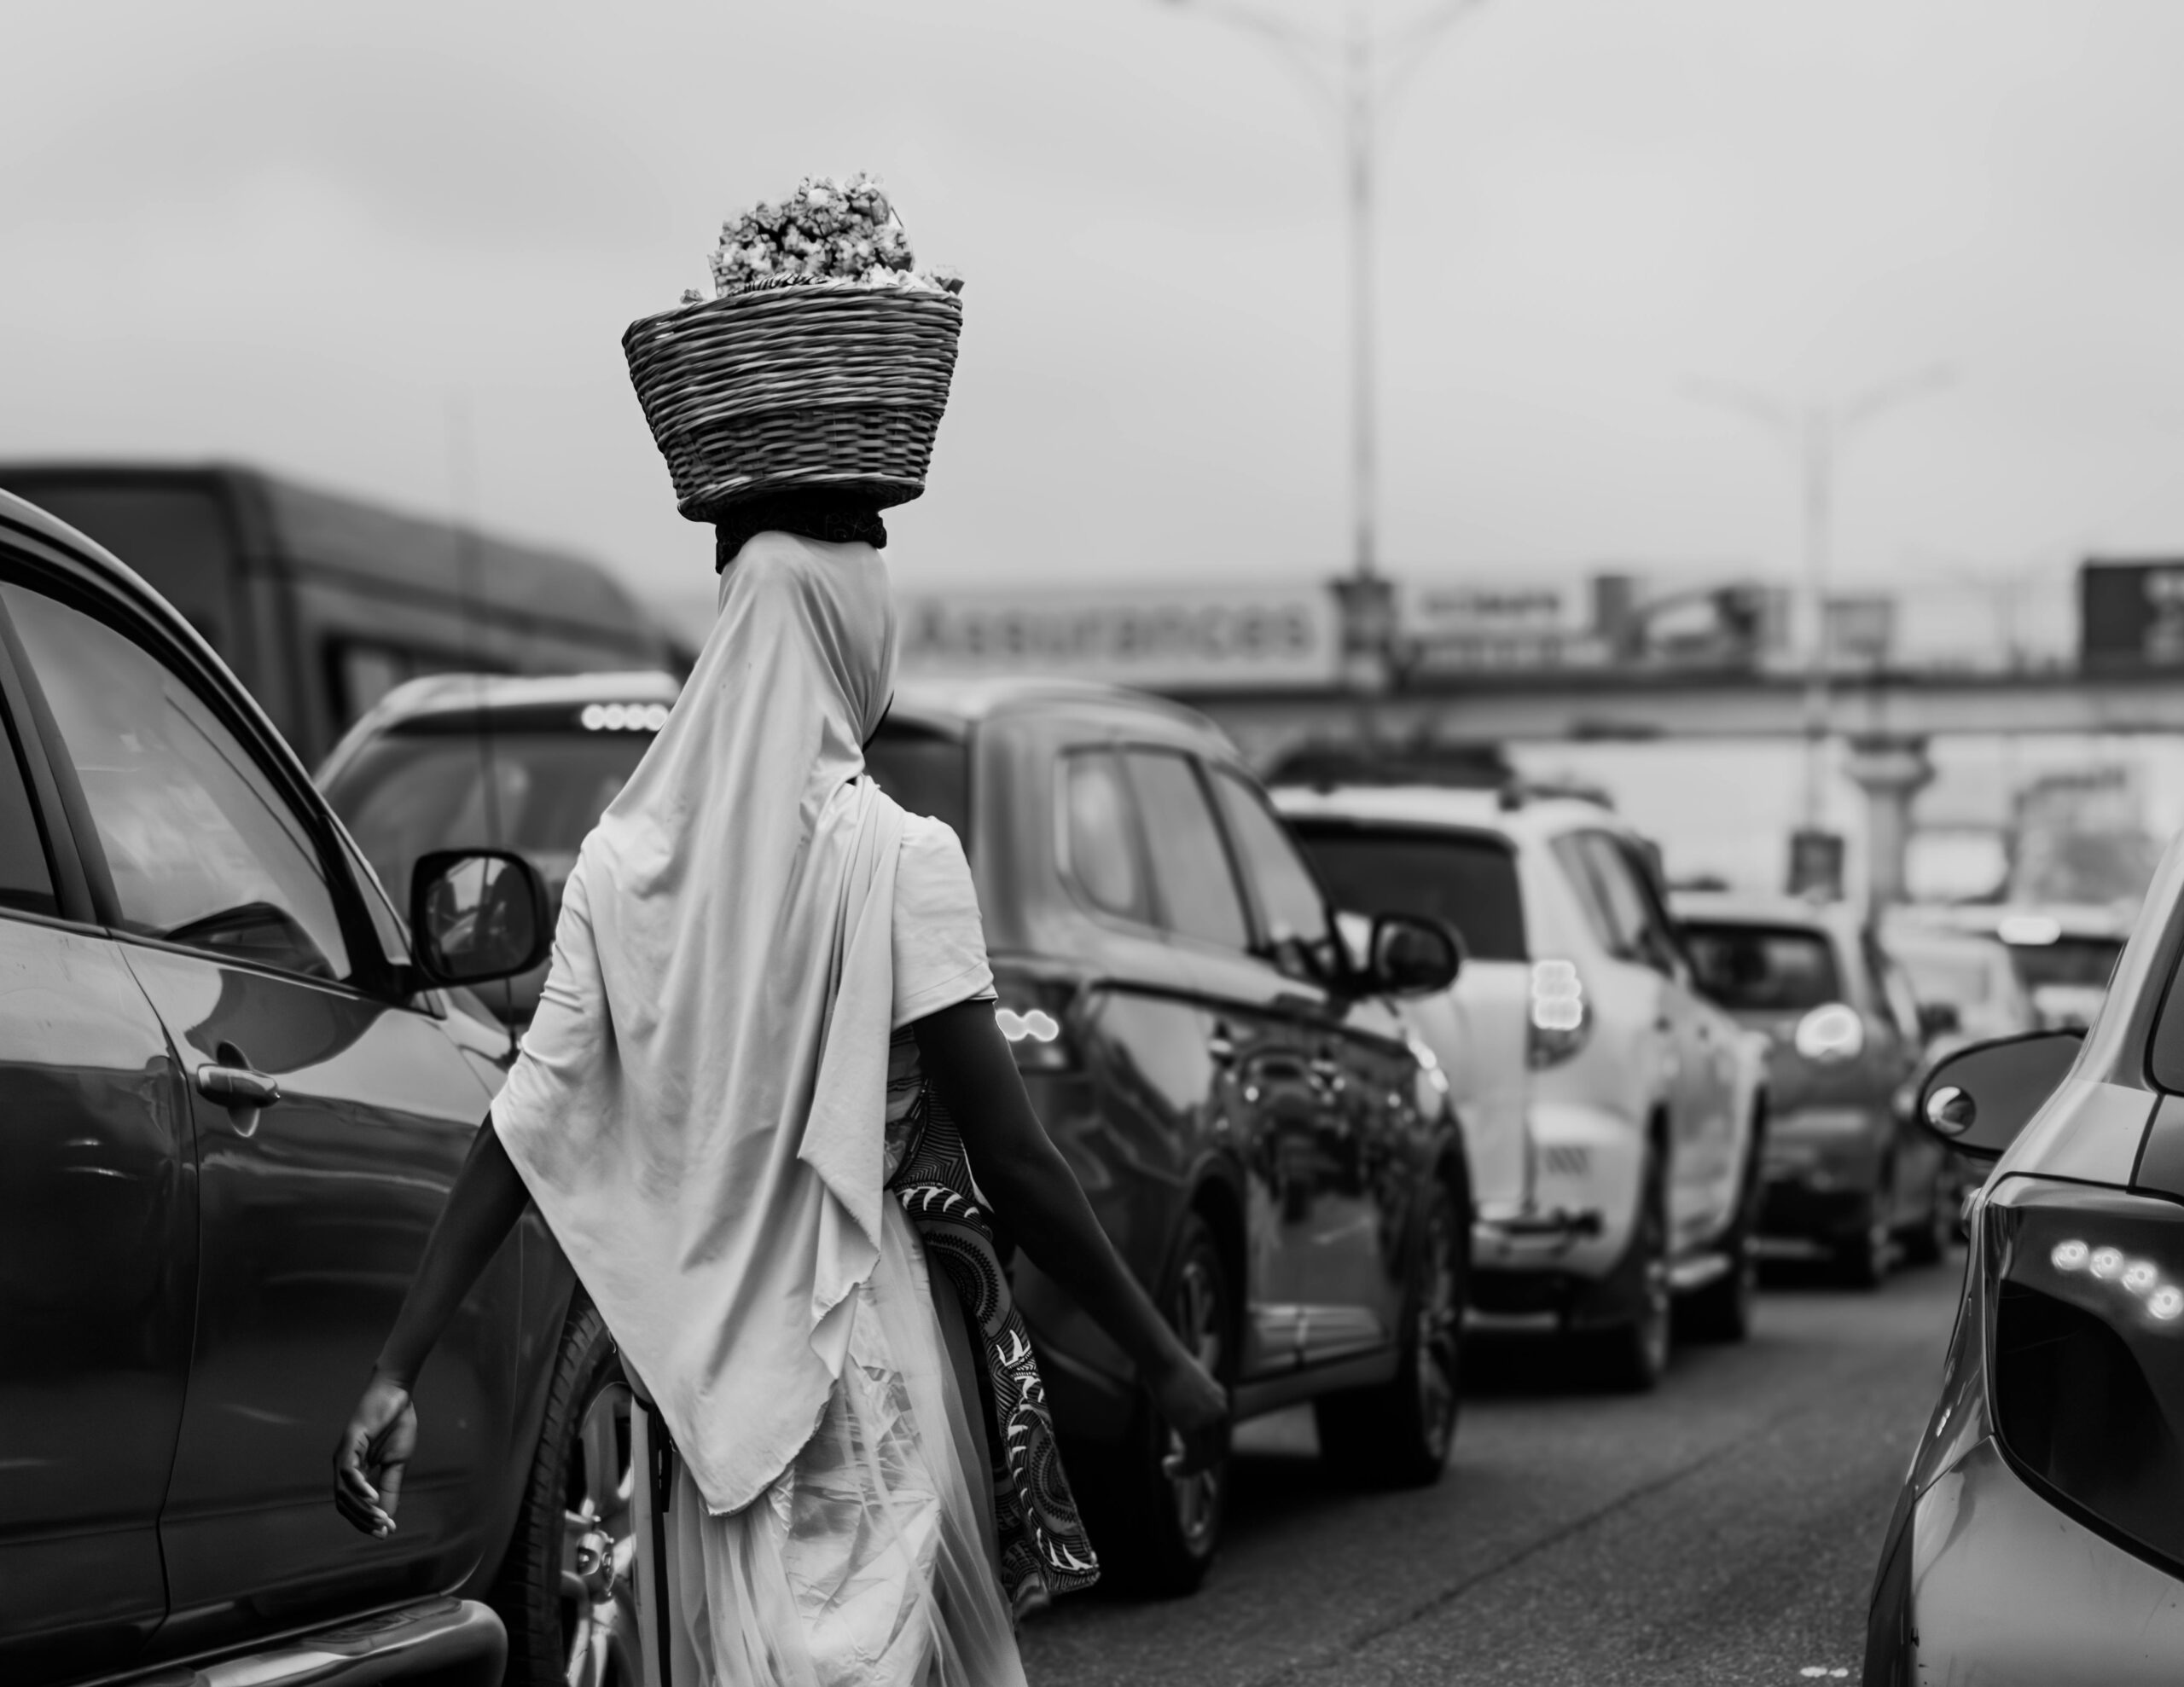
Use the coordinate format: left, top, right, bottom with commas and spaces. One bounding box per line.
1362, 913, 1462, 999
409, 849, 552, 988
1917, 1000, 1960, 1041
1918, 1028, 2083, 1163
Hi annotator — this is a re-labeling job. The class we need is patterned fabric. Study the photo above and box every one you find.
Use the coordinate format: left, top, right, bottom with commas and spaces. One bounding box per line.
885, 1055, 1100, 1617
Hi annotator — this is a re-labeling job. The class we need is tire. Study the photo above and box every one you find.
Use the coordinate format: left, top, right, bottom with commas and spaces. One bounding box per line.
1833, 1186, 1891, 1290
1316, 1174, 1469, 1487
1901, 1168, 1952, 1267
491, 1296, 642, 1687
1075, 1214, 1234, 1598
1682, 1129, 1761, 1344
1587, 1145, 1671, 1392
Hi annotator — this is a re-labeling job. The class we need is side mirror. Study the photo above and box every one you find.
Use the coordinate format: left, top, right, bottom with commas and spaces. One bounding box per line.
409, 849, 552, 988
1362, 913, 1462, 999
1917, 1000, 1961, 1041
1917, 1028, 2084, 1163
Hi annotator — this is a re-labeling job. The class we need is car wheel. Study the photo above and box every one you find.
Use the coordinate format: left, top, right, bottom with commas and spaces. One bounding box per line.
1901, 1170, 1952, 1267
1682, 1133, 1761, 1344
1077, 1214, 1234, 1598
491, 1296, 642, 1687
1589, 1145, 1671, 1391
1316, 1176, 1468, 1487
1833, 1188, 1891, 1290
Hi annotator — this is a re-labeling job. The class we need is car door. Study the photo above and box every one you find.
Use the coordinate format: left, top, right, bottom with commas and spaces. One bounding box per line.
1205, 767, 1412, 1361
1118, 745, 1340, 1376
0, 577, 518, 1651
0, 620, 195, 1684
1564, 831, 1734, 1251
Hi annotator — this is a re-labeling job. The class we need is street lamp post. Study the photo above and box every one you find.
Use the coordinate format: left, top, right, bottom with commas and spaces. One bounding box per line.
1165, 0, 1487, 687
1692, 368, 1951, 832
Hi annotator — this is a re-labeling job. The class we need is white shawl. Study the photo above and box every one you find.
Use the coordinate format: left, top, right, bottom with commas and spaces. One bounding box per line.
493, 531, 907, 1515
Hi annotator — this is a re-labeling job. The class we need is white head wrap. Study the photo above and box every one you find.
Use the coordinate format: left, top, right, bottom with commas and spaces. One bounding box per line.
492, 530, 908, 1513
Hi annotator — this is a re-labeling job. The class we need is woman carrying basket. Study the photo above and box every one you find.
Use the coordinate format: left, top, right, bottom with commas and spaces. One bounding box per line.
329, 181, 1227, 1685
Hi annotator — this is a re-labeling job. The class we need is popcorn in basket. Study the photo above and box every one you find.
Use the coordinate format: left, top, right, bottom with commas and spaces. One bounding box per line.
623, 175, 965, 529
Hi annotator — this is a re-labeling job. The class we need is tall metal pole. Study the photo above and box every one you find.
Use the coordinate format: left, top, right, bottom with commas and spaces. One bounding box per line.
1799, 411, 1833, 832
1345, 6, 1377, 583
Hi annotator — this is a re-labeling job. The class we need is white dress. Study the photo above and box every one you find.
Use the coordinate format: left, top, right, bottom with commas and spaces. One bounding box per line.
666, 815, 1028, 1687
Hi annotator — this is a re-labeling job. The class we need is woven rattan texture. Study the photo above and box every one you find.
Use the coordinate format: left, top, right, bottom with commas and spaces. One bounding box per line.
623, 286, 963, 520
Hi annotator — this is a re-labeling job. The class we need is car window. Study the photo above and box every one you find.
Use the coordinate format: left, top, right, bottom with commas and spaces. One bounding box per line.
1293, 825, 1526, 962
1059, 748, 1147, 921
3, 583, 352, 982
0, 692, 56, 918
1549, 834, 1619, 954
1683, 923, 1840, 1012
1208, 768, 1338, 981
1122, 749, 1249, 951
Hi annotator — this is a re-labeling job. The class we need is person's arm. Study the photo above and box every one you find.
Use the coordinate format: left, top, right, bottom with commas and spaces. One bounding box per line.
911, 1000, 1229, 1470
331, 1114, 531, 1537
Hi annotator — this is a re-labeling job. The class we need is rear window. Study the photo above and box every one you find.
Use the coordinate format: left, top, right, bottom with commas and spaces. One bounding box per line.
1683, 922, 1843, 1012
2006, 935, 2123, 991
1293, 825, 1526, 962
323, 727, 652, 921
864, 723, 969, 843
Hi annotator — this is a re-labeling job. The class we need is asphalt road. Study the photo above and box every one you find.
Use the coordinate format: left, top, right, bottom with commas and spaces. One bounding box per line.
1021, 1255, 1965, 1687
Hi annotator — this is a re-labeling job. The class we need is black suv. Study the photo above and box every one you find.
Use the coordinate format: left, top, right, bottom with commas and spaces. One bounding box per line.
0, 490, 624, 1687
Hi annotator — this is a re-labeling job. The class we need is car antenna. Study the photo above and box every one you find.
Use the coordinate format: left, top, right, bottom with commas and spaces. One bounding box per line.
450, 393, 519, 1061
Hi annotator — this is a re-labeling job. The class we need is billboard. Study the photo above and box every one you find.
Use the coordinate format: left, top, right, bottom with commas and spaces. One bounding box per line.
2081, 559, 2184, 670
897, 586, 1339, 691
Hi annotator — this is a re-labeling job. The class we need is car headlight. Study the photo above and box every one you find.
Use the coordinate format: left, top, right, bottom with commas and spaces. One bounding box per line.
1984, 1177, 2184, 1575
1792, 1002, 1865, 1063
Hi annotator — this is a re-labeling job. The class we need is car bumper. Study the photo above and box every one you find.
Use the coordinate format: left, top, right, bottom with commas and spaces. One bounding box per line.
1758, 1107, 1886, 1240
1880, 1436, 2184, 1684
1472, 1100, 1641, 1291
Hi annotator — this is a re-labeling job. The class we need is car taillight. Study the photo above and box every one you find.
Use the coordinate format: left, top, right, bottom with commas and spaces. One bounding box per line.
1792, 1002, 1866, 1063
1529, 959, 1589, 1069
990, 970, 1080, 1074
1985, 1177, 2184, 1574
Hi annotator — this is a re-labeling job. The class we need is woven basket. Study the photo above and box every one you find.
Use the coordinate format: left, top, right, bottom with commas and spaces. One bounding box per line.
622, 284, 964, 521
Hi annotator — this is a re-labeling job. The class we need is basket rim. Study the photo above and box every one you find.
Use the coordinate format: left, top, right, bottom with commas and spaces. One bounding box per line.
624, 282, 963, 347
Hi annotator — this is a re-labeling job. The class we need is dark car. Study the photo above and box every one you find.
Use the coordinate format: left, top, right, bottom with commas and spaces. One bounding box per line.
322, 670, 1472, 1593
1673, 893, 1951, 1285
1864, 835, 2184, 1681
0, 489, 633, 1687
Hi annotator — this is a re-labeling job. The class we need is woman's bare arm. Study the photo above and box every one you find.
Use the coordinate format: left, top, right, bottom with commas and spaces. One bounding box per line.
911, 1000, 1228, 1466
332, 1115, 530, 1535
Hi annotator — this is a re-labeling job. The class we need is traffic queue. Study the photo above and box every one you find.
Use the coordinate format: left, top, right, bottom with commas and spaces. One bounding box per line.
0, 481, 2139, 1684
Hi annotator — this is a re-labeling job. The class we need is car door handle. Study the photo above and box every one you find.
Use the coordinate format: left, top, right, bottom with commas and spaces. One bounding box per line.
1207, 1030, 1237, 1064
196, 1063, 282, 1109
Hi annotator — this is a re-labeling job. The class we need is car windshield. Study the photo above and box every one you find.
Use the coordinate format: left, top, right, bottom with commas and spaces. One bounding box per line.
2006, 935, 2123, 991
1291, 825, 1526, 962
1682, 922, 1842, 1012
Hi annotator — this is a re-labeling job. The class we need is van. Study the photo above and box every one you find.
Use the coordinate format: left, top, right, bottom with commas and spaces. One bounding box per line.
0, 462, 674, 764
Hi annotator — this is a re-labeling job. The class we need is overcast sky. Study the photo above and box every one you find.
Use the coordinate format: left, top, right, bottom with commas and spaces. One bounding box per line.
9, 0, 2184, 622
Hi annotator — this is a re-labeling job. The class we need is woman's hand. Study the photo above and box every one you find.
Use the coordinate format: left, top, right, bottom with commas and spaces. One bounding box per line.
1150, 1345, 1229, 1478
333, 1371, 417, 1538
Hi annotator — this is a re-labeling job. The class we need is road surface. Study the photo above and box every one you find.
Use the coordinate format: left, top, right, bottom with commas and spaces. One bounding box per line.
1022, 1257, 1962, 1686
